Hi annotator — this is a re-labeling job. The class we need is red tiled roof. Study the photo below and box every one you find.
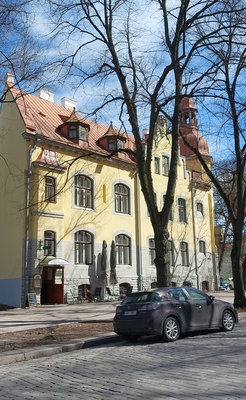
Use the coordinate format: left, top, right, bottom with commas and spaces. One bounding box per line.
8, 84, 136, 164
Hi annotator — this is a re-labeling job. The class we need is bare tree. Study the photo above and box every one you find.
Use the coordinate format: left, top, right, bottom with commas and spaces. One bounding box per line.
180, 3, 246, 307
213, 159, 239, 274
0, 0, 55, 102
42, 0, 245, 305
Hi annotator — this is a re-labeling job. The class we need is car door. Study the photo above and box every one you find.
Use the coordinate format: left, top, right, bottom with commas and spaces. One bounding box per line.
184, 288, 217, 329
166, 288, 198, 330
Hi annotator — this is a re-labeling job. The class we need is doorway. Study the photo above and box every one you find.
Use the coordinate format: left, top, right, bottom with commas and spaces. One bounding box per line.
41, 266, 64, 304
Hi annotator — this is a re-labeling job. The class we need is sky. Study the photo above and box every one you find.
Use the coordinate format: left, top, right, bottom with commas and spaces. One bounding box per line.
5, 0, 244, 161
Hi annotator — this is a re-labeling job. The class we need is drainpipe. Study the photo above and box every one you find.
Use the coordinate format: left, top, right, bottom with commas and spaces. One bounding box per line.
135, 173, 143, 291
23, 134, 41, 306
191, 181, 199, 289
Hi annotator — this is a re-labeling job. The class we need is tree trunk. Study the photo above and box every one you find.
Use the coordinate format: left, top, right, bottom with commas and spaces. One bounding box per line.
154, 224, 171, 287
231, 227, 246, 308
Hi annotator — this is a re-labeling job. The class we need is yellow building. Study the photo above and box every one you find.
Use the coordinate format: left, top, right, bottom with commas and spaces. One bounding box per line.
0, 73, 219, 307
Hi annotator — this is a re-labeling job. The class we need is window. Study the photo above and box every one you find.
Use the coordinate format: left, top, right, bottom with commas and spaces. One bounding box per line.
108, 139, 116, 151
196, 202, 204, 217
75, 175, 93, 208
54, 268, 63, 284
154, 157, 160, 174
44, 230, 56, 256
115, 234, 131, 265
149, 238, 155, 265
167, 288, 187, 301
168, 240, 174, 266
163, 195, 173, 221
117, 139, 125, 149
162, 155, 169, 175
199, 240, 206, 254
68, 125, 77, 139
68, 125, 88, 140
45, 176, 56, 202
114, 184, 130, 214
75, 230, 93, 264
178, 198, 187, 223
180, 241, 189, 266
185, 287, 208, 301
78, 125, 87, 140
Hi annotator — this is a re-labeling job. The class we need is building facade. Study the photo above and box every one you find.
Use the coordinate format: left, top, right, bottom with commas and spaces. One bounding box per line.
0, 73, 219, 307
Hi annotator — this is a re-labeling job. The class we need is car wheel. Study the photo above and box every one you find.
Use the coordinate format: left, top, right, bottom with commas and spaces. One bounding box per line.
162, 317, 180, 342
221, 310, 235, 331
122, 335, 139, 342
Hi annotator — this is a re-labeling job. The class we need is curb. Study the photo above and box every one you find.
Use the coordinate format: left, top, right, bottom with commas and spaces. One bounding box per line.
0, 333, 123, 366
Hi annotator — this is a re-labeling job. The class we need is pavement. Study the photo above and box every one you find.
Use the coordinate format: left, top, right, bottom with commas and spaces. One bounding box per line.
0, 291, 241, 365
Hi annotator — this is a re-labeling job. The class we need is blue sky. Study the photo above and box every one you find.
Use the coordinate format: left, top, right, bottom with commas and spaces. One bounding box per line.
9, 0, 244, 161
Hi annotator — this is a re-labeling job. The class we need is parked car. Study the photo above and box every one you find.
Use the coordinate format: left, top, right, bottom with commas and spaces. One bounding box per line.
113, 287, 238, 342
220, 280, 230, 290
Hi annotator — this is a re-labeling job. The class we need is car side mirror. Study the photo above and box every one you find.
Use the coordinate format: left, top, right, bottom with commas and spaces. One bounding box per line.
208, 295, 215, 303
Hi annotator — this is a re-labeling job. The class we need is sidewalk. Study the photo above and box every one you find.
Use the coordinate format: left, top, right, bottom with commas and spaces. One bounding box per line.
0, 291, 237, 366
0, 301, 120, 333
0, 291, 235, 334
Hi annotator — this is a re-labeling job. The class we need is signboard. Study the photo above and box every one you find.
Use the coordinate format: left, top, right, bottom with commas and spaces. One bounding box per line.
33, 274, 42, 289
27, 293, 37, 307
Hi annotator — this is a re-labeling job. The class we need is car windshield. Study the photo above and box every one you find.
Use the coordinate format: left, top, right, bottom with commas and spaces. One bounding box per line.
122, 292, 162, 304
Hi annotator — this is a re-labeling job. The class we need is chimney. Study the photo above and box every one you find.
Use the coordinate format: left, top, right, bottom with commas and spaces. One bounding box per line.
5, 72, 15, 84
38, 89, 54, 102
142, 128, 149, 140
61, 97, 77, 110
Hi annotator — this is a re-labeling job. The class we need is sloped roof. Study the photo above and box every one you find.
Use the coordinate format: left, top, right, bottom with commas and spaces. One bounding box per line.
8, 83, 136, 164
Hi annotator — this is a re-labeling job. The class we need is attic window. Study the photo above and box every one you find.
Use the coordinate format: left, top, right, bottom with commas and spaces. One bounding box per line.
108, 138, 125, 151
69, 126, 77, 139
68, 124, 88, 141
79, 126, 87, 140
108, 139, 116, 151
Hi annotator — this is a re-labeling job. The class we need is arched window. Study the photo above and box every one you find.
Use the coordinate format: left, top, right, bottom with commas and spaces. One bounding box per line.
180, 241, 189, 266
114, 183, 130, 214
178, 198, 187, 223
75, 230, 93, 264
199, 240, 206, 254
44, 230, 56, 256
75, 175, 93, 209
115, 234, 131, 265
196, 202, 204, 217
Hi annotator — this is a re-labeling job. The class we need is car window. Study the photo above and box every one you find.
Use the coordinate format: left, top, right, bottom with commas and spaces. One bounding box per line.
122, 292, 162, 304
185, 288, 208, 301
167, 289, 187, 301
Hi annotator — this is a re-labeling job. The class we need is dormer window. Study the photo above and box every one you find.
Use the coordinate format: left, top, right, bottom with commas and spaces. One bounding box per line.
67, 123, 89, 141
58, 108, 90, 143
79, 125, 88, 140
107, 138, 125, 151
69, 126, 77, 139
117, 138, 125, 149
108, 139, 116, 151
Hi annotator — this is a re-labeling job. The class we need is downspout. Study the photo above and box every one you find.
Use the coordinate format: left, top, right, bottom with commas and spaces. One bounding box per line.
135, 172, 143, 291
190, 181, 199, 289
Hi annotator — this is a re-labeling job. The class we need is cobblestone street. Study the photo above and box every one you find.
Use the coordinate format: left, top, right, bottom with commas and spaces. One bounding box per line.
0, 316, 245, 400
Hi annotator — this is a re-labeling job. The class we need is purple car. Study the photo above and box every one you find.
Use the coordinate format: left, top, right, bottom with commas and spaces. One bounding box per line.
113, 287, 238, 342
